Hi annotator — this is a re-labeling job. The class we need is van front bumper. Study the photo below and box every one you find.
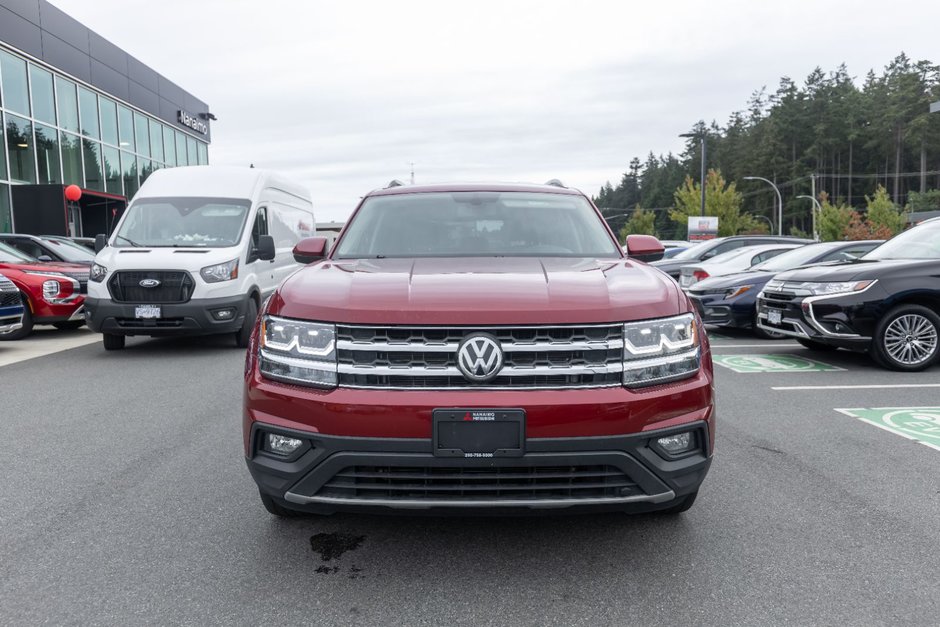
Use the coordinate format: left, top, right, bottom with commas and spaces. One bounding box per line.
84, 295, 249, 336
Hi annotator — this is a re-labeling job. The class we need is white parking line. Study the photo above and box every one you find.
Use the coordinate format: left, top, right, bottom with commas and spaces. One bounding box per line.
0, 329, 100, 367
773, 384, 940, 391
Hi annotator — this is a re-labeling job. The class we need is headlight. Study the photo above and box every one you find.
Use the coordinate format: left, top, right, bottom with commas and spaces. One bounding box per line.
43, 279, 60, 301
90, 263, 108, 282
258, 315, 337, 388
623, 313, 701, 388
725, 285, 753, 299
802, 280, 875, 296
200, 258, 239, 283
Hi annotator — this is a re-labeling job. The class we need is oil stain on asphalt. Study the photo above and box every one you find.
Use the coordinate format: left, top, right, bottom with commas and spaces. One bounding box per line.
310, 532, 366, 568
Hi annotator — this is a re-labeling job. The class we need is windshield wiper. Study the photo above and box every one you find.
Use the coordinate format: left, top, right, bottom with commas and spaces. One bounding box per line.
115, 235, 143, 247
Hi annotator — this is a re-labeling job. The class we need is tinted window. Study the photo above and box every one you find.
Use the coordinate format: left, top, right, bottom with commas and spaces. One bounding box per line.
35, 123, 61, 184
83, 140, 104, 191
864, 222, 940, 260
0, 185, 10, 232
103, 146, 121, 194
0, 241, 37, 262
752, 242, 836, 271
39, 238, 95, 262
336, 192, 620, 258
5, 114, 36, 183
163, 127, 177, 167
149, 121, 164, 163
78, 88, 100, 139
121, 151, 138, 198
0, 50, 29, 115
100, 98, 119, 146
701, 239, 744, 260
118, 106, 134, 151
29, 65, 56, 124
5, 238, 46, 258
823, 243, 879, 262
60, 132, 83, 185
55, 77, 79, 133
134, 113, 150, 157
175, 131, 187, 165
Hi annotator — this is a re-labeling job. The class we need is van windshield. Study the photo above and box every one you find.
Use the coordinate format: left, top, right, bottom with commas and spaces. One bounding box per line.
113, 197, 251, 248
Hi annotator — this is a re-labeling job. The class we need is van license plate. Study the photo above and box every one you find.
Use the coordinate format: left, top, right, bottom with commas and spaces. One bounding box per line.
767, 310, 782, 325
135, 305, 161, 319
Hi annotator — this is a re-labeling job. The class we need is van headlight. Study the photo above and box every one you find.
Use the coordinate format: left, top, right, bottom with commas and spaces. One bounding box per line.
90, 263, 108, 282
258, 315, 337, 388
200, 258, 239, 283
623, 313, 700, 388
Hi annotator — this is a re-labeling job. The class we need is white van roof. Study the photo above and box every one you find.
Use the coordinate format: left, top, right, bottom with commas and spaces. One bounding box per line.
134, 166, 311, 202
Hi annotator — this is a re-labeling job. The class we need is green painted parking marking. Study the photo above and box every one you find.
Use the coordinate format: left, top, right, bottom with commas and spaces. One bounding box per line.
836, 407, 940, 452
705, 330, 731, 340
713, 354, 844, 373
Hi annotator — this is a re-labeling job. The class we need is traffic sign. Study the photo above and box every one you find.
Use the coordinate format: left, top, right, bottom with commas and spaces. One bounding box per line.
713, 354, 844, 373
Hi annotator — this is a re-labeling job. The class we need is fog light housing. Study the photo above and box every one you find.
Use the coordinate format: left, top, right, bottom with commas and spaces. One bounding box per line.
212, 307, 236, 321
654, 431, 697, 458
264, 433, 303, 456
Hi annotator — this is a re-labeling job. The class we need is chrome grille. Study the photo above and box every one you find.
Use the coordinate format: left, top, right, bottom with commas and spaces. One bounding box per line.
316, 464, 642, 502
336, 324, 624, 389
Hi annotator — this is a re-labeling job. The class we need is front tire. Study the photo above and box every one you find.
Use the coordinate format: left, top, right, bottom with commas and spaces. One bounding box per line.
870, 304, 940, 372
0, 296, 33, 340
102, 333, 125, 350
235, 297, 258, 348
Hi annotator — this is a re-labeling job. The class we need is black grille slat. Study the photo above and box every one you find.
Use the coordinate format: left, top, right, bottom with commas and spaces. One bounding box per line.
317, 465, 641, 502
108, 271, 194, 304
0, 292, 21, 307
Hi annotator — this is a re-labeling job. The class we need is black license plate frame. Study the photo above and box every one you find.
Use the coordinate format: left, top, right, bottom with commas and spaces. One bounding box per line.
432, 408, 525, 458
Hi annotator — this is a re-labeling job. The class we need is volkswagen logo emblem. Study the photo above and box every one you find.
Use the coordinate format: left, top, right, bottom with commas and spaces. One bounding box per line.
456, 333, 504, 383
139, 278, 161, 288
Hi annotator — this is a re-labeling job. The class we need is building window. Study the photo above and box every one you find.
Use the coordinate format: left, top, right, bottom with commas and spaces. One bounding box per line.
118, 105, 134, 152
186, 136, 197, 166
139, 157, 154, 185
175, 130, 187, 165
162, 126, 176, 167
102, 145, 121, 195
120, 150, 138, 198
0, 50, 30, 116
5, 114, 36, 184
29, 65, 56, 125
99, 97, 118, 147
0, 183, 11, 231
55, 76, 79, 133
35, 123, 61, 184
78, 87, 100, 140
148, 120, 164, 164
0, 119, 6, 181
82, 139, 104, 191
134, 112, 150, 158
197, 142, 208, 165
60, 131, 83, 185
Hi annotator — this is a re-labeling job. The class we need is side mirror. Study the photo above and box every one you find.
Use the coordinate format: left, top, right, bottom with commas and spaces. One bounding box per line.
37, 255, 53, 262
292, 237, 328, 264
625, 234, 665, 263
94, 234, 108, 253
255, 234, 276, 261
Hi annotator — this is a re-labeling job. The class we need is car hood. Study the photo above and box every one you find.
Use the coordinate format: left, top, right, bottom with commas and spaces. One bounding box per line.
94, 246, 239, 270
271, 257, 686, 325
691, 270, 777, 291
772, 258, 931, 283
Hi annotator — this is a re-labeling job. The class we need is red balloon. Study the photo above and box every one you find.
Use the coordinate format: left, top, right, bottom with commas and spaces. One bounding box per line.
64, 184, 82, 202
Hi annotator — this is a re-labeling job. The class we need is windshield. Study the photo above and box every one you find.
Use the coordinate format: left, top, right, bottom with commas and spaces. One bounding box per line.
670, 241, 710, 261
40, 238, 96, 262
113, 197, 252, 248
863, 221, 940, 260
334, 192, 621, 258
0, 242, 38, 263
751, 242, 835, 271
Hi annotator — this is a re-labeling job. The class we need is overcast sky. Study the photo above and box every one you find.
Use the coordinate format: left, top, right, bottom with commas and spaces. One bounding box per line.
50, 0, 940, 221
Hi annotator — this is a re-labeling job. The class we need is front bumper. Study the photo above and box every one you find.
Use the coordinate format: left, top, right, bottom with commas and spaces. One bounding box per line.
84, 294, 249, 336
688, 293, 753, 328
0, 304, 24, 334
247, 421, 712, 514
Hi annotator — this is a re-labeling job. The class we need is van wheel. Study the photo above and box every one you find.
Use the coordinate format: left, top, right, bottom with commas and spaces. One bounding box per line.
236, 298, 258, 348
0, 297, 32, 340
870, 304, 940, 372
259, 490, 305, 518
102, 333, 125, 350
657, 490, 698, 515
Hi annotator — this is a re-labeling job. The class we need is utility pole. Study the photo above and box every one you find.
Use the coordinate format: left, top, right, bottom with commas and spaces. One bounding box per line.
679, 127, 707, 216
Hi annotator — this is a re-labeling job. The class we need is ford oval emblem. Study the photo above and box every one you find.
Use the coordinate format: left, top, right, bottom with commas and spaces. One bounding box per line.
139, 278, 161, 288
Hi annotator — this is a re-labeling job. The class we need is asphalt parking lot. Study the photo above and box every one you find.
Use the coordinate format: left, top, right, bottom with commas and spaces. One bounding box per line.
1, 328, 938, 625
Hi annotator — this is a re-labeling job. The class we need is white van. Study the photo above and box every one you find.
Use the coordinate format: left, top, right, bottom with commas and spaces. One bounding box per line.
85, 166, 314, 350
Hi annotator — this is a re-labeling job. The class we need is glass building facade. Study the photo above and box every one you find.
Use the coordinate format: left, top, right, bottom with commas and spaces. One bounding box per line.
0, 44, 210, 232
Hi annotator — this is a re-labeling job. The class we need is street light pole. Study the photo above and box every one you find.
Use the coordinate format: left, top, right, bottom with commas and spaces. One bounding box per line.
679, 128, 707, 216
743, 176, 783, 236
797, 195, 822, 241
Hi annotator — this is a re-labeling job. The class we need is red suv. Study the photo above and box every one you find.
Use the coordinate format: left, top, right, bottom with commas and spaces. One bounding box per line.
244, 182, 714, 516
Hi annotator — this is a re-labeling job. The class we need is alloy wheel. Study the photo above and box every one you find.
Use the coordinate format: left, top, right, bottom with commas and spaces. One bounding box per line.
883, 313, 938, 366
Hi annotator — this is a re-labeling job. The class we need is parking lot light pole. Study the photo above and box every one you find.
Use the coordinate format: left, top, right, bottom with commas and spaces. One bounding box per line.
744, 176, 783, 236
797, 195, 822, 241
679, 130, 707, 216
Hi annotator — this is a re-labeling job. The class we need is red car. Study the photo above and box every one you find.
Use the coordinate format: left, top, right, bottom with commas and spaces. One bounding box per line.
244, 182, 714, 516
0, 242, 89, 340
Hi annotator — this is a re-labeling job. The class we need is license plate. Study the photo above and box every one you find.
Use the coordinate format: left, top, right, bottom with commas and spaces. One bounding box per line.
680, 275, 692, 287
767, 310, 782, 325
433, 409, 525, 458
135, 305, 161, 319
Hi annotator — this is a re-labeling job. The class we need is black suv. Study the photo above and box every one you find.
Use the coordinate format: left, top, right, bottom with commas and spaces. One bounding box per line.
756, 219, 940, 371
652, 235, 814, 279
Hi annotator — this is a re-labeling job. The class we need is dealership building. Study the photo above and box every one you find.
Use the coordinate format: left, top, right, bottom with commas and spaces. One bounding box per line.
0, 0, 212, 236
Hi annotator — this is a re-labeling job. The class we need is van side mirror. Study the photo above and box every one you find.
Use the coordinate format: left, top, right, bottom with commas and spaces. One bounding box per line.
255, 234, 276, 261
292, 237, 328, 264
625, 234, 665, 263
95, 233, 108, 253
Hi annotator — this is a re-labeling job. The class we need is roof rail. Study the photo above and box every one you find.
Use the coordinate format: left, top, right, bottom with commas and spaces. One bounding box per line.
386, 179, 405, 188
544, 179, 566, 188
